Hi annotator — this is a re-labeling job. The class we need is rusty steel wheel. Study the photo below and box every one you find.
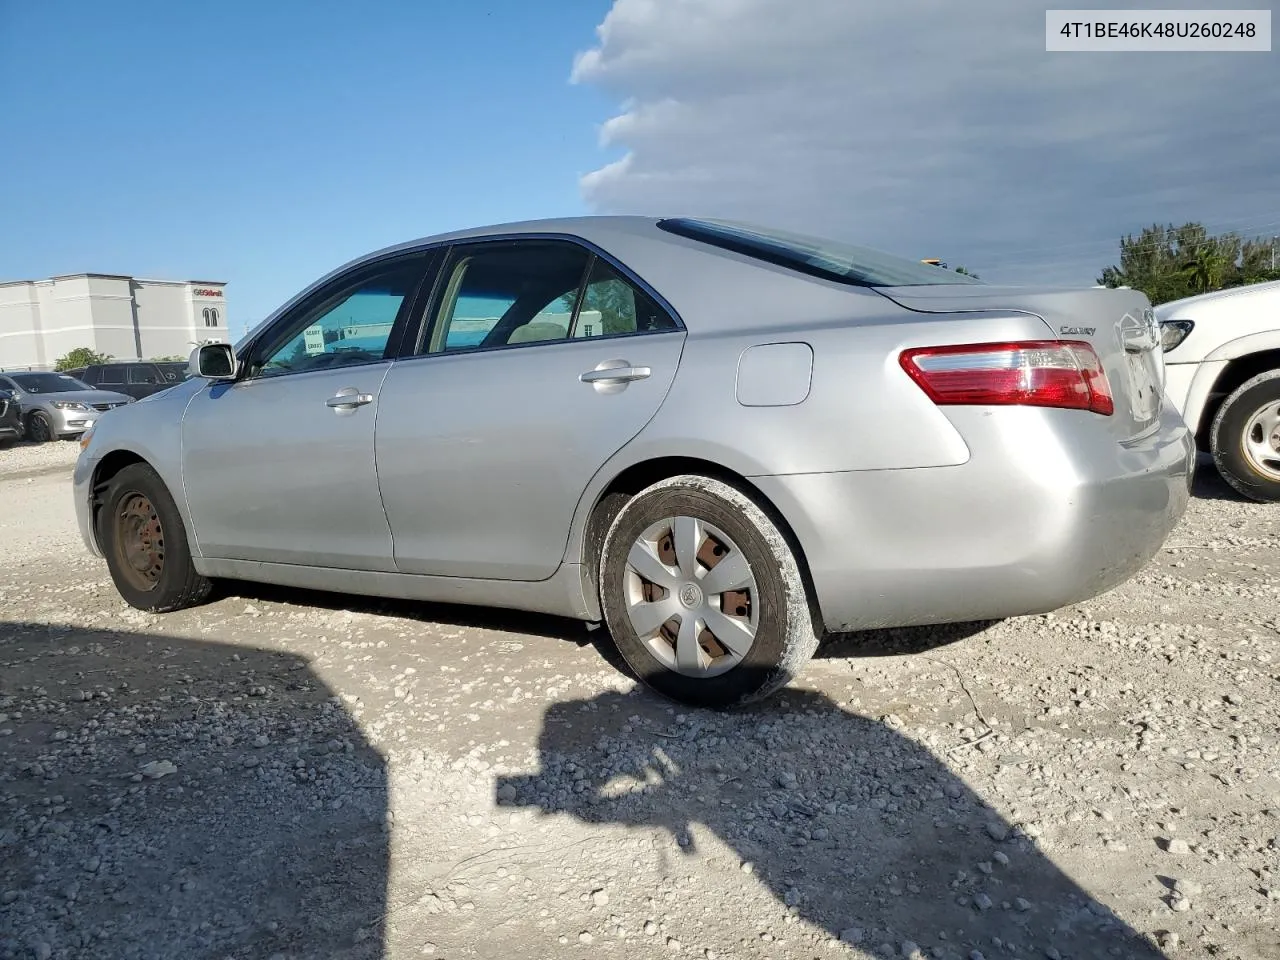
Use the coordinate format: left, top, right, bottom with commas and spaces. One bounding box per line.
112, 491, 166, 592
99, 462, 212, 612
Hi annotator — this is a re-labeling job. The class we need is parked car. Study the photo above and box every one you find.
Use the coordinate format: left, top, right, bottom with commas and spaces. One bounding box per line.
71, 360, 186, 400
0, 371, 133, 443
73, 215, 1194, 708
0, 386, 22, 447
1156, 278, 1280, 501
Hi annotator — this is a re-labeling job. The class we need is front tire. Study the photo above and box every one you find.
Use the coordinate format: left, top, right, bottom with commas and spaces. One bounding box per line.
98, 463, 213, 612
599, 474, 819, 708
26, 412, 53, 443
1210, 369, 1280, 503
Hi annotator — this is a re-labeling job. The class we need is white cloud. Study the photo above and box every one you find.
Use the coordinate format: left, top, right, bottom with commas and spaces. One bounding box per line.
571, 0, 1280, 283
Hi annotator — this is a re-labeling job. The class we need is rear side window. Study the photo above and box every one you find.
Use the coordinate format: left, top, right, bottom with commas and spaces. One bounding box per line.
426, 241, 591, 353
571, 258, 678, 339
656, 217, 983, 288
98, 365, 126, 385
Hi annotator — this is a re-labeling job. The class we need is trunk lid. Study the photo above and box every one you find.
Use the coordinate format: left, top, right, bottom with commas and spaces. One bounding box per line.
875, 284, 1166, 440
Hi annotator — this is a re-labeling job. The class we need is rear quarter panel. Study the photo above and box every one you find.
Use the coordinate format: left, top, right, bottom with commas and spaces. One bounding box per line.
623, 307, 1062, 476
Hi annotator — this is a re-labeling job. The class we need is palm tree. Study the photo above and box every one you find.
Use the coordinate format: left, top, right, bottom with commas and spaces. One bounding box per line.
1180, 249, 1231, 294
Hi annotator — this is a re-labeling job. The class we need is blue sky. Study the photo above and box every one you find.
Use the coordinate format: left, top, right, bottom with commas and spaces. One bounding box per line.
4, 0, 1276, 343
0, 1, 614, 338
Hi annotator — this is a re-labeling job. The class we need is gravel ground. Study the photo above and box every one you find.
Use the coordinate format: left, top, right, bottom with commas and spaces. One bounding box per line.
0, 443, 1277, 960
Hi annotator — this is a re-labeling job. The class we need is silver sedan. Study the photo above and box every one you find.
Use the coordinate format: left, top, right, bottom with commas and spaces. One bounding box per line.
0, 371, 133, 442
73, 216, 1195, 707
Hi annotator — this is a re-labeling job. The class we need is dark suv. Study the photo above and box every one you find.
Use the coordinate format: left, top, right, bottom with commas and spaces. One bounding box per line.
0, 386, 21, 447
69, 361, 190, 400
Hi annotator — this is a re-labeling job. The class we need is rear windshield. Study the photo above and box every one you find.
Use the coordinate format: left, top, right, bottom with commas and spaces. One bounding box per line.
656, 217, 983, 288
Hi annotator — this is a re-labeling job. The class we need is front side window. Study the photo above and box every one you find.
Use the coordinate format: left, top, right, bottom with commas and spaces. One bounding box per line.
426, 241, 590, 353
249, 257, 428, 379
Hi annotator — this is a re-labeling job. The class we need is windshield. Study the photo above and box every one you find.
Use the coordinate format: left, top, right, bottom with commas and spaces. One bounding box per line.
656, 217, 984, 288
11, 372, 92, 393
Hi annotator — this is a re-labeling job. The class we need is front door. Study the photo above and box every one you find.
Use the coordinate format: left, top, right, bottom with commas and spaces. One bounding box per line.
376, 239, 686, 580
180, 252, 435, 569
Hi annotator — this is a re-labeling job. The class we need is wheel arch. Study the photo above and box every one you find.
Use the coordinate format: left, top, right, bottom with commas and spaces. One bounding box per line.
1194, 348, 1280, 450
578, 455, 825, 633
88, 450, 153, 545
24, 407, 53, 437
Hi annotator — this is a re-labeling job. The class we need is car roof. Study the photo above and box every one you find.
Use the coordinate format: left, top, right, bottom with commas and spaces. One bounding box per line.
236, 215, 972, 350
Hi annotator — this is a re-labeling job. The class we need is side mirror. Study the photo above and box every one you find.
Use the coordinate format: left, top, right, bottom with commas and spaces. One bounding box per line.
191, 343, 238, 381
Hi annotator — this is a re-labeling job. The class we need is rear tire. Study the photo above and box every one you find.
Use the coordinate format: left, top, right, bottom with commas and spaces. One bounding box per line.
98, 463, 213, 612
25, 412, 53, 443
599, 474, 819, 708
1210, 369, 1280, 503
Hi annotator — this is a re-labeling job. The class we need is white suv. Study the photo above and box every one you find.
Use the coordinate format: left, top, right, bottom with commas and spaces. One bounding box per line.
1157, 278, 1280, 501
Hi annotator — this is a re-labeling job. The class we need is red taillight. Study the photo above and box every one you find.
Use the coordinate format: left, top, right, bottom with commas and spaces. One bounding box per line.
899, 340, 1114, 416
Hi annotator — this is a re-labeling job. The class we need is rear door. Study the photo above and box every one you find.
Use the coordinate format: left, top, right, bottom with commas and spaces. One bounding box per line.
376, 238, 686, 580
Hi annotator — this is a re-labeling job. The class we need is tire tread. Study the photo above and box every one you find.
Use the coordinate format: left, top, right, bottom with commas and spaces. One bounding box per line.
1209, 368, 1280, 503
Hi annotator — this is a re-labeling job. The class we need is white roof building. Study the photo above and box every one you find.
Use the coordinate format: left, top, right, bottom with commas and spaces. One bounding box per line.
0, 273, 228, 370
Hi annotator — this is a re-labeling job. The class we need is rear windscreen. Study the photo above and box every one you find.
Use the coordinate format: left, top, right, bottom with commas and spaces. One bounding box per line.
656, 217, 983, 288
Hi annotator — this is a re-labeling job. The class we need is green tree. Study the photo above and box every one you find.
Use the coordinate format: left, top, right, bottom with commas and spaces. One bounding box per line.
1181, 248, 1232, 294
1099, 223, 1280, 305
148, 354, 187, 362
581, 278, 638, 335
54, 347, 112, 371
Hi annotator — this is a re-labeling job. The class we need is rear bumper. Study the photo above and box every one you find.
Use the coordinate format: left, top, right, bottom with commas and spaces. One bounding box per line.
754, 404, 1195, 633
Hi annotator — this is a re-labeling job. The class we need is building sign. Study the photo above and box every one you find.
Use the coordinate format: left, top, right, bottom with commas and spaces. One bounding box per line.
193, 287, 223, 298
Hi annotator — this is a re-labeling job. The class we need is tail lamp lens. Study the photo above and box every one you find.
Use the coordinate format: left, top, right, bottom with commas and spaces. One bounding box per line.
899, 340, 1114, 416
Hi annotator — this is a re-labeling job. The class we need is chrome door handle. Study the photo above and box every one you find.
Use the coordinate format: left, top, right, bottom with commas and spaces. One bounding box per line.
579, 362, 651, 384
326, 391, 374, 409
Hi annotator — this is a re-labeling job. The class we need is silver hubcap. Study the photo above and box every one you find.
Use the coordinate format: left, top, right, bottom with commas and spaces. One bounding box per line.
1241, 400, 1280, 481
623, 516, 759, 678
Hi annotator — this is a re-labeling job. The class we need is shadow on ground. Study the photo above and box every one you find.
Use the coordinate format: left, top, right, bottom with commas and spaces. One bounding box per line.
0, 620, 388, 960
1190, 453, 1254, 502
215, 577, 994, 673
499, 683, 1172, 960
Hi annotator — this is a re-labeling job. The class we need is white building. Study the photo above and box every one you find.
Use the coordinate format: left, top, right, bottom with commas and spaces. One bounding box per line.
0, 273, 228, 370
